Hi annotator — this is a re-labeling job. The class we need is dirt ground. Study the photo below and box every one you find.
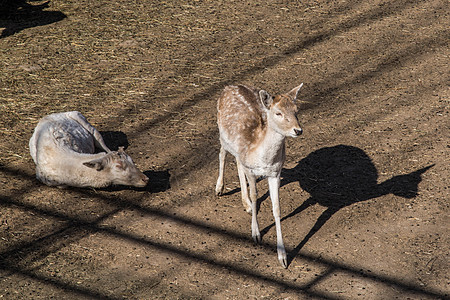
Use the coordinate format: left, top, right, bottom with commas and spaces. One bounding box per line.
0, 0, 448, 299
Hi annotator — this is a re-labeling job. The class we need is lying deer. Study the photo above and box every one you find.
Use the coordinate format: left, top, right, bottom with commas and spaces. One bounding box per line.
216, 84, 303, 268
29, 111, 149, 188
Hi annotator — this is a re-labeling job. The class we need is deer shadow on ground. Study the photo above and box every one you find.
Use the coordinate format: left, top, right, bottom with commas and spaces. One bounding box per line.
99, 131, 170, 193
0, 0, 67, 38
259, 145, 433, 266
100, 131, 130, 151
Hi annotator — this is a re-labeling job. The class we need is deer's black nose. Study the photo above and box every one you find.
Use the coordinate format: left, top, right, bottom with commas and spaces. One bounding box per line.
294, 128, 303, 136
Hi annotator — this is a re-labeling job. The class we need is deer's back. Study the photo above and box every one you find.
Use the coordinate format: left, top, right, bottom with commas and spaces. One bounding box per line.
30, 112, 96, 164
217, 85, 266, 157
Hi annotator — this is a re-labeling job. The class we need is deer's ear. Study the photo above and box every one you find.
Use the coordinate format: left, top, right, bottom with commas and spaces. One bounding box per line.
83, 158, 105, 171
287, 83, 303, 103
259, 90, 273, 109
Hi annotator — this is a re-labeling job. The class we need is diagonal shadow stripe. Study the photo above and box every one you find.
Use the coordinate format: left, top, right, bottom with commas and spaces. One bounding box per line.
107, 0, 426, 137
0, 178, 447, 299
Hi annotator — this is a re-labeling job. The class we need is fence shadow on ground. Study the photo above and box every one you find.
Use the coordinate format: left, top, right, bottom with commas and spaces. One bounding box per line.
0, 161, 445, 299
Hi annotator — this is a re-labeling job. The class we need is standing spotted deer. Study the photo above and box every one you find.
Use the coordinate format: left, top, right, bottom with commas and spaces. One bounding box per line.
216, 84, 303, 268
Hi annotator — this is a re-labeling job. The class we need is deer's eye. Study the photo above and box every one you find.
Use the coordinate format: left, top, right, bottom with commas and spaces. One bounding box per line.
275, 112, 283, 117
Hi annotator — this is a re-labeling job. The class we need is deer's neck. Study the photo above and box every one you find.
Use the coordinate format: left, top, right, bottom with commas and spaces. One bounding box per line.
72, 153, 113, 188
44, 151, 112, 188
251, 124, 286, 166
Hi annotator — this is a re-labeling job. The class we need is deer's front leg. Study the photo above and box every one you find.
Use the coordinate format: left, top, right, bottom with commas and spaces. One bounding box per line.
268, 175, 287, 268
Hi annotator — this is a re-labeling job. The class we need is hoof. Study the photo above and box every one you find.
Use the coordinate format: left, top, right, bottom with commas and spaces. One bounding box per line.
277, 245, 288, 268
215, 185, 224, 196
252, 233, 262, 244
279, 257, 288, 269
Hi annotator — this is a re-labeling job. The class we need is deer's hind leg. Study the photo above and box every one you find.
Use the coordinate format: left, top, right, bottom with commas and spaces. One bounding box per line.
236, 159, 252, 213
215, 145, 226, 196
